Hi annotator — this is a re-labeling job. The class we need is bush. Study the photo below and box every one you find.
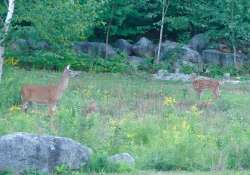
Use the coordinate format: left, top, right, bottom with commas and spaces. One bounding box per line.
4, 49, 132, 73
1, 68, 250, 173
86, 152, 134, 173
181, 65, 194, 74
205, 65, 241, 78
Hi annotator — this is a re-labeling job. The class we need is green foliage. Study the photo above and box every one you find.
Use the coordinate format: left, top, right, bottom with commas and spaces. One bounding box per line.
1, 0, 250, 76
181, 65, 194, 74
1, 68, 250, 173
0, 171, 12, 175
12, 0, 106, 48
96, 0, 153, 39
1, 0, 250, 49
87, 152, 134, 173
4, 49, 132, 73
205, 65, 240, 78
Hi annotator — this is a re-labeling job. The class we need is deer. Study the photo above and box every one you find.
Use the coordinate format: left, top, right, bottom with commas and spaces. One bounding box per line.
191, 74, 221, 99
21, 65, 75, 116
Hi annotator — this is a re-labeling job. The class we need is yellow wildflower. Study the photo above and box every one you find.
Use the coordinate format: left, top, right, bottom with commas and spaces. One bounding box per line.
127, 133, 135, 139
83, 88, 92, 97
9, 105, 21, 113
190, 104, 203, 115
163, 96, 176, 106
5, 57, 19, 66
181, 120, 190, 130
109, 118, 119, 129
191, 105, 199, 112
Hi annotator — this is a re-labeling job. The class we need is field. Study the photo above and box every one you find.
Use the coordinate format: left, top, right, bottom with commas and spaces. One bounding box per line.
1, 66, 250, 174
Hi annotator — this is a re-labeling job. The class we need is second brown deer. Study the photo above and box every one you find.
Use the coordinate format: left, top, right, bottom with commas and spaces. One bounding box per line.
21, 65, 75, 116
191, 74, 220, 99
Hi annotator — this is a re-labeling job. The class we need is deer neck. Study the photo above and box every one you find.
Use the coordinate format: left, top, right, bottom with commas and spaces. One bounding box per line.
56, 73, 70, 95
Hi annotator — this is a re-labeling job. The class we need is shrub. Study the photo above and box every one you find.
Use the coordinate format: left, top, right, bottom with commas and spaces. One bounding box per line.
181, 65, 194, 74
86, 152, 134, 173
4, 48, 132, 73
205, 65, 240, 78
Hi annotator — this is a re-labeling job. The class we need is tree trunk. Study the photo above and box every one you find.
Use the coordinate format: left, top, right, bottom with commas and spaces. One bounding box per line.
156, 13, 165, 64
229, 0, 238, 70
155, 0, 169, 64
105, 5, 114, 59
105, 22, 112, 59
0, 47, 4, 81
3, 0, 15, 34
0, 0, 15, 82
233, 44, 238, 69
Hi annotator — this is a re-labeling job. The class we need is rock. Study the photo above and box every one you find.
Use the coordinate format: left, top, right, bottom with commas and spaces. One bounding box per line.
202, 49, 248, 67
158, 40, 201, 63
11, 39, 50, 51
132, 37, 155, 58
114, 39, 133, 55
36, 41, 50, 50
156, 40, 202, 72
108, 153, 135, 166
223, 73, 231, 80
11, 39, 30, 51
153, 71, 191, 82
217, 43, 231, 53
153, 69, 209, 82
128, 56, 146, 66
0, 132, 92, 174
73, 41, 117, 58
182, 46, 202, 64
188, 33, 209, 53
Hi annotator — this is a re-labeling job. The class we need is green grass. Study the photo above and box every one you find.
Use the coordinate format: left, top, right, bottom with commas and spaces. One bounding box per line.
1, 66, 250, 174
104, 171, 250, 175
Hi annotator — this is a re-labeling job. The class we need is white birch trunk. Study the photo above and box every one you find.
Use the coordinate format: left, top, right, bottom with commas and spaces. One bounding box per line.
0, 0, 15, 81
0, 47, 4, 81
156, 8, 165, 64
156, 0, 169, 64
233, 44, 237, 68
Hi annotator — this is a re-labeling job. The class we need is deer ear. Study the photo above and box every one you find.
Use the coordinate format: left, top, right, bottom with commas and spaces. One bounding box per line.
66, 65, 70, 70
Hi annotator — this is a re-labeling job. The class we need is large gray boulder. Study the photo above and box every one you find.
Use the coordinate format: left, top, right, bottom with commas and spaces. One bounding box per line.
11, 39, 30, 52
11, 39, 50, 52
188, 33, 209, 53
132, 37, 155, 58
0, 133, 92, 174
36, 41, 50, 50
202, 49, 248, 66
108, 153, 135, 166
73, 41, 117, 58
158, 40, 201, 63
128, 56, 147, 66
114, 39, 133, 56
157, 40, 202, 72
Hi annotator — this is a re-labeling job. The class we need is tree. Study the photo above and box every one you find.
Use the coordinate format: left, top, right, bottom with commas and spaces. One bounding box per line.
14, 0, 107, 48
228, 0, 238, 68
0, 0, 15, 81
205, 0, 250, 68
156, 0, 170, 64
96, 0, 156, 40
101, 0, 137, 57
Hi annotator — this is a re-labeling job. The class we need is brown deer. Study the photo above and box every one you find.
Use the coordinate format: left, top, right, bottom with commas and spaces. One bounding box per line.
21, 65, 74, 116
191, 74, 220, 99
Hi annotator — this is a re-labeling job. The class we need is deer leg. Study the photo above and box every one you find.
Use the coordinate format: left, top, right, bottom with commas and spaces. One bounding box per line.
213, 88, 220, 99
48, 103, 57, 116
196, 90, 201, 99
22, 100, 29, 113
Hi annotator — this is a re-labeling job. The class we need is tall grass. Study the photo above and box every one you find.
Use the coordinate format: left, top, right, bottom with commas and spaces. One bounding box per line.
1, 66, 250, 173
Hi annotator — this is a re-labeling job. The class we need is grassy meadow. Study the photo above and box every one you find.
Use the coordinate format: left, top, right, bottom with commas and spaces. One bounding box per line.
1, 66, 250, 174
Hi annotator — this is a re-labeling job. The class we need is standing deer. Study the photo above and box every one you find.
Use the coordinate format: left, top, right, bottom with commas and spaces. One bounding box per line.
191, 74, 220, 99
21, 65, 74, 116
